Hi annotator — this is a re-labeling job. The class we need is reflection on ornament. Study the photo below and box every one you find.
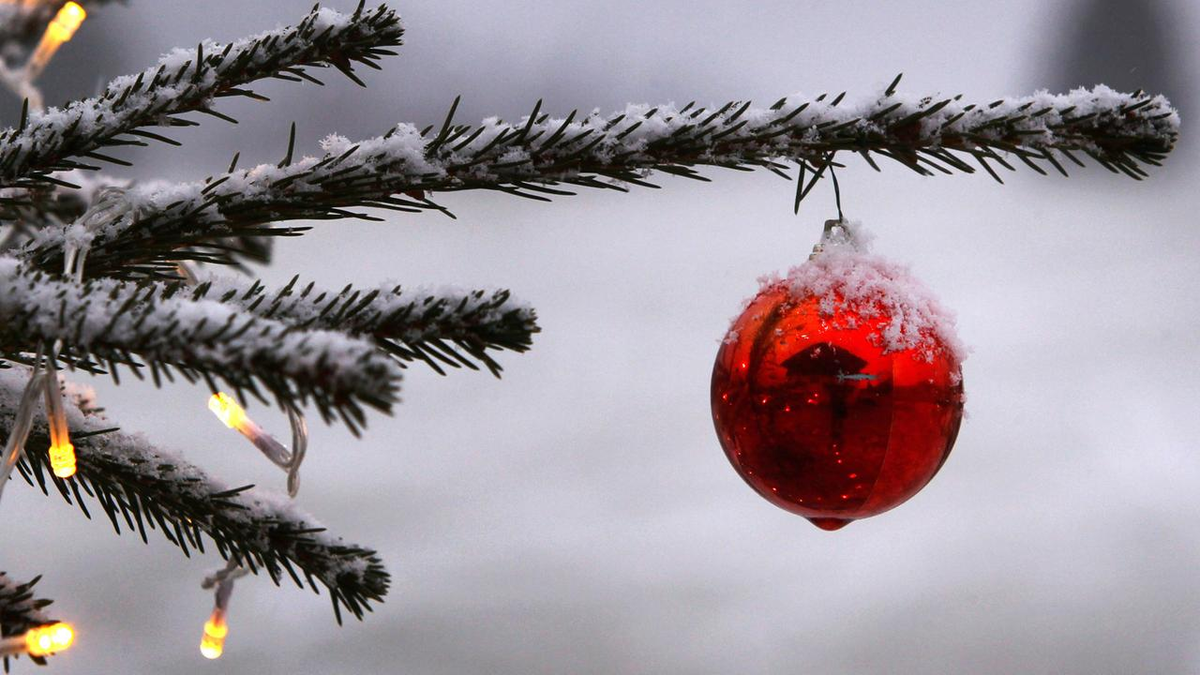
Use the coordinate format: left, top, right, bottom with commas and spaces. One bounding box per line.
711, 221, 965, 530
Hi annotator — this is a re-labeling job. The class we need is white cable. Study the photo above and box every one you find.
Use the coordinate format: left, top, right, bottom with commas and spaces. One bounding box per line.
285, 403, 307, 498
0, 354, 48, 509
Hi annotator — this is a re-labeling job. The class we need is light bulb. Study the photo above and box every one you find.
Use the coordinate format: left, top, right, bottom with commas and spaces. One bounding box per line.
46, 2, 85, 42
24, 622, 74, 657
199, 611, 227, 660
208, 393, 247, 430
207, 393, 291, 468
43, 370, 75, 480
49, 441, 75, 478
26, 1, 86, 79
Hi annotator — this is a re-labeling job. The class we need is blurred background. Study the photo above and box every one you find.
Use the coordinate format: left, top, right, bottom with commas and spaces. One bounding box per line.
2, 0, 1199, 673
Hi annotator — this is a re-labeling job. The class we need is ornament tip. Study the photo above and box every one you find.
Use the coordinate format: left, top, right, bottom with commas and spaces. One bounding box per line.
806, 517, 852, 531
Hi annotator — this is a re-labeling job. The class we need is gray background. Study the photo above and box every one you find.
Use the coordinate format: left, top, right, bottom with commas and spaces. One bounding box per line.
3, 0, 1199, 673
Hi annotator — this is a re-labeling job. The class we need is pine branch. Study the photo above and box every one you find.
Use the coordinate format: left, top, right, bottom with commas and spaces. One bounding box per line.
0, 572, 53, 670
21, 85, 1176, 275
192, 275, 540, 377
0, 368, 388, 623
0, 172, 127, 234
0, 2, 403, 189
0, 258, 401, 431
0, 175, 274, 270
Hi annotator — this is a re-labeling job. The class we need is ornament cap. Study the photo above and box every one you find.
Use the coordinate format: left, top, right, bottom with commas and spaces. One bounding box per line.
808, 218, 855, 260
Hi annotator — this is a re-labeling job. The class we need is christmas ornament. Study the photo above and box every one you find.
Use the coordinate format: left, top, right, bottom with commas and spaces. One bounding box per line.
711, 220, 965, 530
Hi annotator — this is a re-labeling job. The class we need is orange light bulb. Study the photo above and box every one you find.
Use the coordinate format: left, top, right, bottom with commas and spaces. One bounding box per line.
27, 1, 86, 78
49, 441, 75, 478
24, 622, 74, 657
207, 392, 295, 474
208, 393, 247, 431
200, 612, 227, 660
46, 2, 86, 42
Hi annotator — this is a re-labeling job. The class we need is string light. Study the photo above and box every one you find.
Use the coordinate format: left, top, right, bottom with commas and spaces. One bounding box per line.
208, 392, 248, 431
198, 559, 246, 660
199, 609, 227, 660
26, 623, 74, 657
0, 350, 46, 508
0, 623, 75, 658
42, 351, 75, 479
26, 2, 86, 80
207, 393, 306, 496
208, 392, 288, 464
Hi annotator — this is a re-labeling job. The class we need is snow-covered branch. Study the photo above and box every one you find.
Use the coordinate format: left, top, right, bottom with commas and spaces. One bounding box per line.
0, 368, 389, 623
0, 259, 401, 430
22, 84, 1177, 275
0, 2, 403, 189
193, 275, 540, 376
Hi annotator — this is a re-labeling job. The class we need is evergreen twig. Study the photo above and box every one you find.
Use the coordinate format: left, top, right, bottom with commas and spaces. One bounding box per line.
0, 572, 54, 671
0, 367, 388, 623
189, 275, 540, 377
0, 3, 404, 190
0, 259, 400, 431
22, 85, 1177, 275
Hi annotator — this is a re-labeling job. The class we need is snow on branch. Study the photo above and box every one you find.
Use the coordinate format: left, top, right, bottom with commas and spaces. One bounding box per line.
0, 368, 388, 623
0, 572, 53, 669
0, 172, 276, 272
192, 275, 540, 376
0, 171, 127, 244
0, 2, 403, 189
22, 84, 1177, 275
0, 258, 401, 431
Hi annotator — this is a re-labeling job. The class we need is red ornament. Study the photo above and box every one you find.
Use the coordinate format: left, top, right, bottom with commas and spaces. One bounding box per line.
711, 222, 965, 530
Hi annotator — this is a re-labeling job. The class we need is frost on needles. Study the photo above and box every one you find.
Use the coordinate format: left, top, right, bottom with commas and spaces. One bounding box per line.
20, 83, 1178, 277
0, 368, 388, 624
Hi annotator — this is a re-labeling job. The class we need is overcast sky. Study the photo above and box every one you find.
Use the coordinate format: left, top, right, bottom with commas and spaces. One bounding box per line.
3, 1, 1200, 674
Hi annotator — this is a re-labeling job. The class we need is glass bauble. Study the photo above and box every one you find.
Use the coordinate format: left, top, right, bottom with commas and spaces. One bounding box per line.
711, 253, 964, 531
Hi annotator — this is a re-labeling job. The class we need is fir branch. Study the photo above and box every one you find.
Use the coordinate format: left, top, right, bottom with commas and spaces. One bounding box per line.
0, 172, 127, 236
0, 572, 53, 670
0, 369, 388, 623
0, 259, 400, 431
0, 2, 404, 189
22, 85, 1177, 275
0, 176, 273, 270
192, 275, 540, 376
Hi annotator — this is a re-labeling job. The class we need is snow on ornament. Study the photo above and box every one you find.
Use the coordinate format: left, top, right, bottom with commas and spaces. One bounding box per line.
711, 220, 965, 530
